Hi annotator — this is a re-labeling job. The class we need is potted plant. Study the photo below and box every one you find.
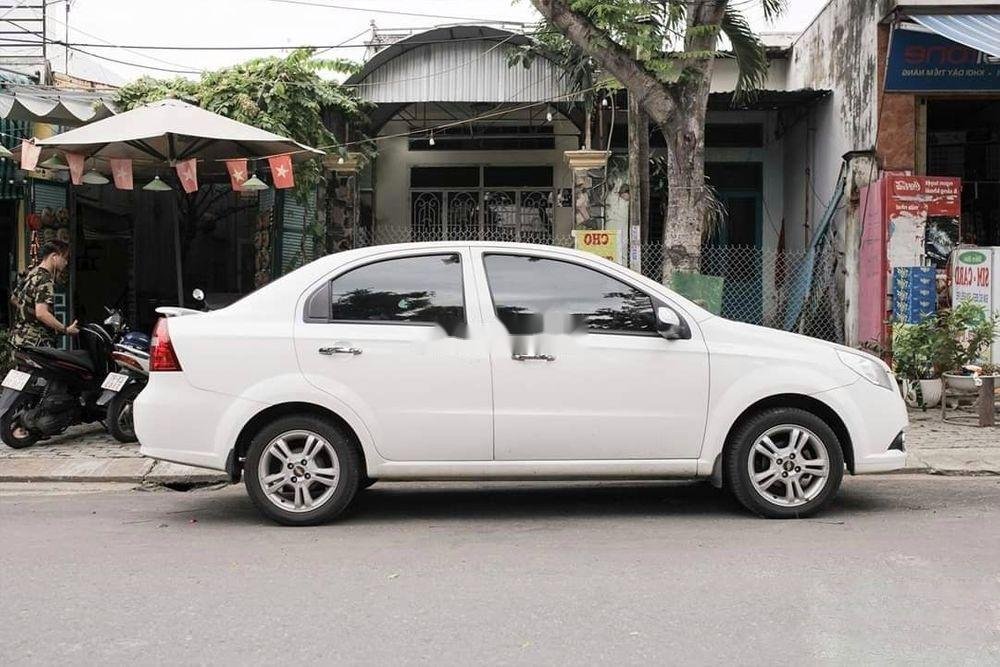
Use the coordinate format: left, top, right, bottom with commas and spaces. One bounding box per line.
938, 301, 1000, 392
891, 318, 941, 407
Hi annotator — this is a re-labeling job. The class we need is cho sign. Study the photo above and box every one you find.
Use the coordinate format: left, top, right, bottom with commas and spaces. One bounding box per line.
572, 230, 620, 263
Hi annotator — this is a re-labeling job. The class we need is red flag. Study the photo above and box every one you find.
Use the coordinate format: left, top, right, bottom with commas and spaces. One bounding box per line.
110, 158, 133, 190
268, 154, 294, 189
225, 159, 248, 191
67, 153, 85, 185
20, 140, 41, 171
175, 158, 198, 194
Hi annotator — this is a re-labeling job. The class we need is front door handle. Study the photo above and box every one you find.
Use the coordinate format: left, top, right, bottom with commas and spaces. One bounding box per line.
512, 353, 555, 362
319, 345, 362, 356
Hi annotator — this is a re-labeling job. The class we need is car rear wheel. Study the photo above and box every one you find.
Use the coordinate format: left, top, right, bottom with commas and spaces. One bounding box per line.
244, 415, 360, 526
725, 407, 844, 519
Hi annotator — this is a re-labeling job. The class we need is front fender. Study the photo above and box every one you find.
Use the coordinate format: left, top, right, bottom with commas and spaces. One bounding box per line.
697, 362, 854, 473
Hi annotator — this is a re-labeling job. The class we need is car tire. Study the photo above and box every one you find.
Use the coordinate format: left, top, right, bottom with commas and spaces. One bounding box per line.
725, 407, 844, 519
106, 384, 142, 443
244, 415, 361, 526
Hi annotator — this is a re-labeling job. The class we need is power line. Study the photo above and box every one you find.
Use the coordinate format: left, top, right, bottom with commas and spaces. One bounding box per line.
259, 0, 520, 23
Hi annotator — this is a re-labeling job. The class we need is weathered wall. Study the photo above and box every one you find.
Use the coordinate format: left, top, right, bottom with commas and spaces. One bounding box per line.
785, 0, 896, 343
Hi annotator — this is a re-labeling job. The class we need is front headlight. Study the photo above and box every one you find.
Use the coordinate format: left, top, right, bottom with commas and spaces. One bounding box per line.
837, 350, 894, 391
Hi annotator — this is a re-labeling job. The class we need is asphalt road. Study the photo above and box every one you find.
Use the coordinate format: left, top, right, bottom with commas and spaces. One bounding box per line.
2, 476, 999, 665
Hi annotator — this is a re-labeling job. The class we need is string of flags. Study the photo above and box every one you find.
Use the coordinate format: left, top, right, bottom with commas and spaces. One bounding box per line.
16, 139, 297, 192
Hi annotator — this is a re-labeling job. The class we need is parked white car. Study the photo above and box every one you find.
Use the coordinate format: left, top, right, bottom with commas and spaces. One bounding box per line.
135, 242, 907, 525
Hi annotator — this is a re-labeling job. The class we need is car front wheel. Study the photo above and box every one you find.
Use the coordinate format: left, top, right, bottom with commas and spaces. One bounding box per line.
725, 407, 844, 519
244, 415, 360, 526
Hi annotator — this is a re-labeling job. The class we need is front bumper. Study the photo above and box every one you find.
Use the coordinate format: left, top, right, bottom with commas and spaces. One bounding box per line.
814, 380, 908, 475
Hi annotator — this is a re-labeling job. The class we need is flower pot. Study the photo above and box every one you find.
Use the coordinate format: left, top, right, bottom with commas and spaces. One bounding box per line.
943, 372, 980, 392
918, 378, 942, 408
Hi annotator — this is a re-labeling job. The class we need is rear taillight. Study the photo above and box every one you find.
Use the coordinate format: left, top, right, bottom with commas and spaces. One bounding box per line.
149, 318, 182, 372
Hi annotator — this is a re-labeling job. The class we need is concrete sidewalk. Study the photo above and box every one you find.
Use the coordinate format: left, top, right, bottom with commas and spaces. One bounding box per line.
0, 425, 227, 485
1, 410, 997, 484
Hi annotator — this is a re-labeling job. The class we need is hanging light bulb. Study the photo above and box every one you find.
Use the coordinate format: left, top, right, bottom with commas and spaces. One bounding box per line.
142, 175, 172, 191
428, 132, 435, 147
82, 169, 110, 185
241, 173, 269, 191
545, 106, 553, 122
601, 97, 609, 107
0, 143, 12, 159
337, 155, 345, 164
40, 153, 70, 170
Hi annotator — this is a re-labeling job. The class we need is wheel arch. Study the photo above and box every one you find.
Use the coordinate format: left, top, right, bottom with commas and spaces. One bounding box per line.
710, 393, 855, 487
228, 402, 368, 482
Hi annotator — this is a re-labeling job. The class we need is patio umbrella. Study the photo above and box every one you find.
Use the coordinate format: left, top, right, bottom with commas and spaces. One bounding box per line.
17, 99, 325, 306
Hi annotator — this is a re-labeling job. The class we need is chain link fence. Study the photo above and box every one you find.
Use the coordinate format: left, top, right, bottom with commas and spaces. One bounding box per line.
337, 227, 844, 343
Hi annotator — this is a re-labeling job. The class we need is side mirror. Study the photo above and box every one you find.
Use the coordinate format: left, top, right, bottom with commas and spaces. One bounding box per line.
191, 288, 205, 302
656, 306, 690, 340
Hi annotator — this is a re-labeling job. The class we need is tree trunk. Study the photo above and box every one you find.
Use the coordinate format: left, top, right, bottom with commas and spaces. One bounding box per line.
530, 0, 725, 281
659, 105, 708, 280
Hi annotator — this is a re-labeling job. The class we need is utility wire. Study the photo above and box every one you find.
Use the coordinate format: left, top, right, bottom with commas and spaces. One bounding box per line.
259, 0, 521, 23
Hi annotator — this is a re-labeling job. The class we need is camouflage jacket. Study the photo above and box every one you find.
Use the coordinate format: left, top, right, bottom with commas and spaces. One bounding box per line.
10, 266, 57, 348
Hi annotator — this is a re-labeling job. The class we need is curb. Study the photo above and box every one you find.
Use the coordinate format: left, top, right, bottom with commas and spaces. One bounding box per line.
0, 457, 229, 485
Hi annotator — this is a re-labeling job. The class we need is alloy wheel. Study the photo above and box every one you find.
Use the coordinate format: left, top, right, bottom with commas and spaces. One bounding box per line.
747, 424, 830, 508
257, 430, 341, 513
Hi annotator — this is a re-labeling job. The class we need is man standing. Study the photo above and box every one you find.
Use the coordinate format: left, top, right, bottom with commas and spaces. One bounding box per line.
10, 240, 79, 348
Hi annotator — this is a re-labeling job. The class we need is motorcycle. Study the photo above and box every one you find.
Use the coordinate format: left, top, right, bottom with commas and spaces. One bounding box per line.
0, 309, 123, 449
96, 328, 150, 443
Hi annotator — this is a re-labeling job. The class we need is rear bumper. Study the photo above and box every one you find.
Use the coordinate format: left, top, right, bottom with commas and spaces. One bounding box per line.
135, 372, 263, 472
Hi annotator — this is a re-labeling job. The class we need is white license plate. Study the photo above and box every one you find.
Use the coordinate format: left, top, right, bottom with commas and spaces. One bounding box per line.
2, 369, 31, 391
101, 372, 129, 392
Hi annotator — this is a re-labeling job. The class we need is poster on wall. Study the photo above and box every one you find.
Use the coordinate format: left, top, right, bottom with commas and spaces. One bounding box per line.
885, 175, 962, 270
885, 26, 1000, 92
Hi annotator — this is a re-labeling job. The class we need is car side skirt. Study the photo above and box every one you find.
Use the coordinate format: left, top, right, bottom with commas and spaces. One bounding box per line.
370, 460, 701, 480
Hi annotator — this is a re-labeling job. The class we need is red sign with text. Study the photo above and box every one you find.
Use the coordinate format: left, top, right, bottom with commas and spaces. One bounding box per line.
886, 175, 962, 218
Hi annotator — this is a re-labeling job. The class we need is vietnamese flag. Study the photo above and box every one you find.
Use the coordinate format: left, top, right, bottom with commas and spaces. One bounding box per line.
110, 158, 133, 190
20, 140, 41, 171
268, 154, 294, 189
175, 158, 198, 194
67, 152, 85, 185
225, 159, 248, 191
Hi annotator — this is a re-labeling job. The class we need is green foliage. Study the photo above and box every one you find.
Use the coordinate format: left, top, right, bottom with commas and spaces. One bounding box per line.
537, 0, 783, 100
892, 301, 1000, 379
115, 49, 373, 196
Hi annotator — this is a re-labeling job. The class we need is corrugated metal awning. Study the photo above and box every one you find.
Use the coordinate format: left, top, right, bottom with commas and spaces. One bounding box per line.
0, 85, 117, 125
910, 14, 1000, 58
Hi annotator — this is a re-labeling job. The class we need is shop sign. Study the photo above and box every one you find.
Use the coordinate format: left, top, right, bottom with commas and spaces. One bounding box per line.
952, 248, 993, 311
572, 230, 620, 263
886, 28, 1000, 92
886, 176, 962, 218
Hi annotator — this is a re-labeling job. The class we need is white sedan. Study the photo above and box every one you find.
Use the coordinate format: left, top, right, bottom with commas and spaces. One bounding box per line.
135, 242, 907, 525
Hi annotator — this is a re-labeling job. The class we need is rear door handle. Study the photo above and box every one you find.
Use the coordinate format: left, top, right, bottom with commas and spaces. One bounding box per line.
319, 345, 362, 356
512, 353, 555, 362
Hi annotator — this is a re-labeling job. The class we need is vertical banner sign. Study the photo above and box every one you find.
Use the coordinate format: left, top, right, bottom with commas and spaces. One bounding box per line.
885, 175, 961, 270
109, 158, 133, 190
952, 248, 993, 310
629, 224, 641, 271
572, 230, 620, 263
